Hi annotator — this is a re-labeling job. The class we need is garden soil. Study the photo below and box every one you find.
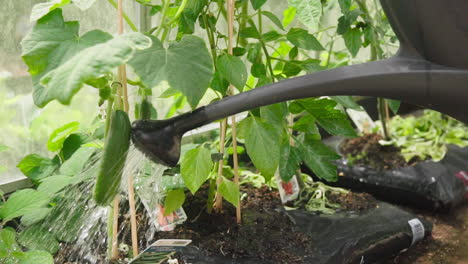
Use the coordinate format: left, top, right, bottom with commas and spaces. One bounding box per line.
54, 185, 468, 264
118, 186, 432, 264
319, 136, 468, 210
340, 133, 422, 170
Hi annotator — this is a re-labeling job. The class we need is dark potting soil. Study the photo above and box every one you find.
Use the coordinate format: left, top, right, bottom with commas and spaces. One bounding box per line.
136, 185, 378, 263
54, 186, 416, 264
328, 191, 378, 212
154, 185, 313, 263
340, 133, 422, 170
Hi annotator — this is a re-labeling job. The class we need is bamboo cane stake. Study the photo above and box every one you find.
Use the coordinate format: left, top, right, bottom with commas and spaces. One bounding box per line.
214, 119, 227, 211
226, 0, 241, 224
118, 0, 139, 258
111, 196, 120, 260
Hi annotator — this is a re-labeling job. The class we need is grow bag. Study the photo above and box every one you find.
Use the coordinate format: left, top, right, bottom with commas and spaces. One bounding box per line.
132, 203, 431, 264
322, 142, 468, 211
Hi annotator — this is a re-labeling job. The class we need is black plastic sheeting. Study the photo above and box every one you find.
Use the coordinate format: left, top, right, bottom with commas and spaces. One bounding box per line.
158, 203, 431, 264
329, 144, 468, 210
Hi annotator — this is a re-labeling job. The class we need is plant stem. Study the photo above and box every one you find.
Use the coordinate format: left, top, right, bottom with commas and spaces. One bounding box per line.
238, 0, 248, 47
325, 37, 335, 69
107, 0, 138, 32
359, 0, 390, 139
247, 18, 275, 82
258, 7, 262, 37
168, 0, 189, 25
207, 178, 216, 214
155, 0, 171, 38
202, 11, 218, 66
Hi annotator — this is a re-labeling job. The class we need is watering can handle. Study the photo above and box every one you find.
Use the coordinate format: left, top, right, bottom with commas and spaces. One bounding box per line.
173, 55, 468, 134
131, 52, 468, 166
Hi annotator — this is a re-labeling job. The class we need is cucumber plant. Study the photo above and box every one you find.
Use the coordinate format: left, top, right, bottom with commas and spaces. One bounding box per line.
0, 0, 399, 260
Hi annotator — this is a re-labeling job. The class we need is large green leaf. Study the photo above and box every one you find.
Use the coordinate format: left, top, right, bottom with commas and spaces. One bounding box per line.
30, 0, 70, 22
295, 98, 356, 137
180, 147, 212, 194
40, 32, 151, 106
163, 189, 185, 216
72, 0, 97, 10
338, 0, 352, 13
0, 228, 20, 263
178, 0, 207, 35
16, 154, 60, 184
37, 175, 73, 197
60, 133, 91, 160
21, 9, 113, 107
0, 189, 50, 222
0, 228, 17, 249
343, 27, 362, 57
330, 96, 362, 110
20, 208, 52, 226
240, 117, 280, 181
30, 0, 97, 22
129, 35, 213, 108
282, 6, 297, 28
288, 0, 322, 32
210, 71, 229, 94
219, 177, 240, 207
260, 103, 287, 131
261, 11, 285, 31
386, 99, 401, 114
299, 139, 340, 182
47, 121, 79, 152
250, 0, 267, 10
59, 146, 95, 176
18, 225, 59, 255
217, 54, 248, 92
292, 115, 319, 133
287, 28, 324, 51
19, 251, 54, 264
279, 141, 301, 182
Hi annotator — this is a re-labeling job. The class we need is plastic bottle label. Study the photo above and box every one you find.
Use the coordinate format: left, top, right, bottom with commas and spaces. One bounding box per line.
408, 218, 425, 246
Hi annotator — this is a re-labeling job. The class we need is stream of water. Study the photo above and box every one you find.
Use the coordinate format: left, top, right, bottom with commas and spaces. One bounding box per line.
19, 146, 168, 264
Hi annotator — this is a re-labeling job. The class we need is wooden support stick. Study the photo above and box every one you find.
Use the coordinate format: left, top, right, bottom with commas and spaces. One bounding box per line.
111, 197, 120, 260
231, 115, 241, 223
226, 0, 241, 224
127, 171, 139, 257
117, 0, 139, 257
214, 119, 228, 211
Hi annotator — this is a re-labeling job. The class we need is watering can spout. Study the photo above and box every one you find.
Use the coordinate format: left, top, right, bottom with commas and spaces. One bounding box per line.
133, 0, 468, 166
132, 55, 468, 166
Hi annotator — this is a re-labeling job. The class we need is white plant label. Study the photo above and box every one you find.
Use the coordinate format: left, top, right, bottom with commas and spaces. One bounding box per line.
129, 239, 192, 264
275, 171, 300, 204
408, 218, 425, 246
156, 205, 188, 231
346, 108, 376, 133
153, 239, 192, 247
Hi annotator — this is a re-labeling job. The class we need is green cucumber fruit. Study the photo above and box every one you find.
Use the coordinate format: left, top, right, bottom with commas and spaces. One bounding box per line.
94, 110, 131, 205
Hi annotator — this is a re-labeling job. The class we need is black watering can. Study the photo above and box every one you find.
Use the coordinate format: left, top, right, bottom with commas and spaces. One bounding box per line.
132, 0, 468, 166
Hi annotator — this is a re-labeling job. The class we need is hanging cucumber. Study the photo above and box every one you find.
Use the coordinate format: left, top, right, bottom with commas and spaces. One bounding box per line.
94, 110, 131, 205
